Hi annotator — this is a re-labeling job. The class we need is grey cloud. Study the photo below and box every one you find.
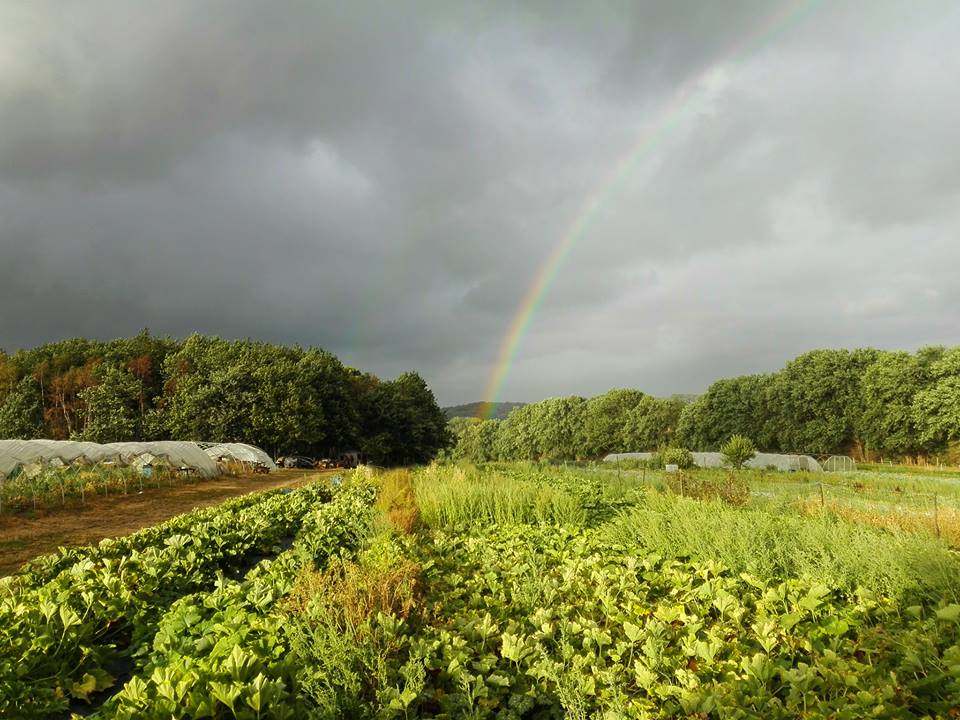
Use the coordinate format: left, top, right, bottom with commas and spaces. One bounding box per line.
2, 1, 959, 405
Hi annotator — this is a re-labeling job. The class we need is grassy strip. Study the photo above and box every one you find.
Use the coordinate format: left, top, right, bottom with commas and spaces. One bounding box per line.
414, 465, 586, 528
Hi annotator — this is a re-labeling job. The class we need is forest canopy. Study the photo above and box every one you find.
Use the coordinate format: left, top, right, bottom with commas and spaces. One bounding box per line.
446, 347, 960, 464
0, 331, 449, 466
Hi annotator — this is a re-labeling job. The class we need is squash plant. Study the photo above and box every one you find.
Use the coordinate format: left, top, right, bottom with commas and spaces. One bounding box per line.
0, 482, 336, 718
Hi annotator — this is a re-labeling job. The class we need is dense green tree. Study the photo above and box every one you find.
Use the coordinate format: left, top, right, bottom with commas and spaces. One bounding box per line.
583, 389, 647, 456
0, 376, 44, 439
534, 396, 588, 461
446, 417, 499, 463
675, 375, 776, 451
362, 372, 449, 465
913, 348, 960, 453
623, 396, 686, 451
297, 350, 360, 453
861, 349, 942, 458
0, 333, 450, 463
491, 396, 588, 461
676, 397, 708, 451
78, 365, 142, 442
493, 403, 540, 461
768, 349, 881, 454
6, 334, 960, 465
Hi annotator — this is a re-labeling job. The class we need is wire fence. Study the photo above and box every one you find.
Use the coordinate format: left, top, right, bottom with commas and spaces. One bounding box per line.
591, 462, 960, 545
773, 480, 953, 541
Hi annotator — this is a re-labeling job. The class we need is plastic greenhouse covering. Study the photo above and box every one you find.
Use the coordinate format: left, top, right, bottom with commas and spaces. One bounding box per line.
604, 451, 826, 472
198, 442, 277, 470
0, 440, 277, 481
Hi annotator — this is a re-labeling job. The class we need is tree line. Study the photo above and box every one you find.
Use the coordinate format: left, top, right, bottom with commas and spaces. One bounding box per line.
447, 347, 960, 463
0, 332, 449, 466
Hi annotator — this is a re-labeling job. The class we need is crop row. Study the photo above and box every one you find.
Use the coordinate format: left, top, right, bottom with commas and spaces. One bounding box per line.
96, 482, 377, 719
0, 481, 337, 719
0, 465, 190, 515
12, 488, 280, 588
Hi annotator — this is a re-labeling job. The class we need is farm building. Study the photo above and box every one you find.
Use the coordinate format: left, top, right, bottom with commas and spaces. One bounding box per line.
0, 440, 274, 481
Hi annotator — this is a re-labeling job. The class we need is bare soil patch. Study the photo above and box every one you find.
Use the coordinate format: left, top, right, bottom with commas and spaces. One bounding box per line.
0, 469, 336, 576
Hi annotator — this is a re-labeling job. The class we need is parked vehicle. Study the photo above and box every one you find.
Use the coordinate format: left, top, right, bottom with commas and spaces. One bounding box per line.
278, 456, 314, 469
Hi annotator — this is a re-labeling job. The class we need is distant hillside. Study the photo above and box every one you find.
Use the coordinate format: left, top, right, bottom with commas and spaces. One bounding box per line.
443, 401, 526, 420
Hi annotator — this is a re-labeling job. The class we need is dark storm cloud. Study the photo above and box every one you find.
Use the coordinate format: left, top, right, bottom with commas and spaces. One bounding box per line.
2, 0, 960, 404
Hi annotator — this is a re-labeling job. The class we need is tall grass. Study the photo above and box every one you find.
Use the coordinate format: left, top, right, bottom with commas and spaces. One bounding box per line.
605, 493, 960, 605
801, 498, 960, 548
414, 465, 586, 528
375, 469, 421, 534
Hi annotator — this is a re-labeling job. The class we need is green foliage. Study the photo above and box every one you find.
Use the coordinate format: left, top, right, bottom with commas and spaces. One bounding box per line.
361, 371, 450, 466
721, 434, 757, 469
491, 397, 590, 462
0, 375, 43, 438
100, 482, 376, 720
5, 463, 960, 717
444, 416, 499, 463
861, 349, 942, 457
0, 481, 342, 717
395, 522, 960, 718
677, 375, 775, 451
583, 389, 647, 456
913, 347, 960, 453
0, 332, 449, 463
77, 365, 143, 442
768, 349, 881, 454
478, 346, 960, 464
651, 446, 695, 469
622, 395, 686, 451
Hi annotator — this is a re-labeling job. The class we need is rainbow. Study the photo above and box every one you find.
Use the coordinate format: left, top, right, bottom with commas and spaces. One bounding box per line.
478, 0, 818, 420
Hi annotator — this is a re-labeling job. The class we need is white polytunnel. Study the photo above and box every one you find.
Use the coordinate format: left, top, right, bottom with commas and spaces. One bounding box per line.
199, 442, 277, 470
603, 451, 825, 472
0, 440, 275, 480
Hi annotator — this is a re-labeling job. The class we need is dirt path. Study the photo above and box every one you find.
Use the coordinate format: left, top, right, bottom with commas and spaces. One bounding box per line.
0, 469, 338, 576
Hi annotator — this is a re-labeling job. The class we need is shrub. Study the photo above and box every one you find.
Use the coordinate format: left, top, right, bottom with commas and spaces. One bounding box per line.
651, 446, 695, 469
721, 434, 757, 469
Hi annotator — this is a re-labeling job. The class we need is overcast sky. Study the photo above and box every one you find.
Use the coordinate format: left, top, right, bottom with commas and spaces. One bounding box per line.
2, 1, 959, 405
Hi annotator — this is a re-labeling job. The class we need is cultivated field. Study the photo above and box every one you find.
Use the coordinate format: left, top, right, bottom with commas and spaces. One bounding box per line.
2, 463, 959, 718
0, 469, 329, 576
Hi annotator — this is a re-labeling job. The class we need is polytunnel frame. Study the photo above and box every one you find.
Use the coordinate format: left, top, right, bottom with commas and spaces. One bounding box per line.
0, 439, 274, 513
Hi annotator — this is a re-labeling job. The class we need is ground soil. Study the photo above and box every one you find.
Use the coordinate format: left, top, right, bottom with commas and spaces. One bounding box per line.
0, 468, 337, 576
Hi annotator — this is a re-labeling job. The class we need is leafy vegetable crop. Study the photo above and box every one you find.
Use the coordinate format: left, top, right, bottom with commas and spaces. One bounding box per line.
4, 463, 960, 718
0, 482, 337, 718
391, 525, 960, 718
